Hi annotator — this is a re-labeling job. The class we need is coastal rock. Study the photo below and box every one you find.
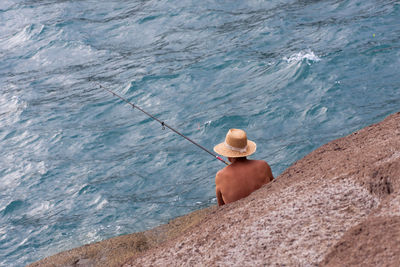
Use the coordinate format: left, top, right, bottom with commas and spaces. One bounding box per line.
28, 207, 216, 267
125, 111, 400, 266
31, 112, 400, 266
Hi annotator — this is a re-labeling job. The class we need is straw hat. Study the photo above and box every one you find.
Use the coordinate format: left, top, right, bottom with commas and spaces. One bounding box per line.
213, 129, 256, 158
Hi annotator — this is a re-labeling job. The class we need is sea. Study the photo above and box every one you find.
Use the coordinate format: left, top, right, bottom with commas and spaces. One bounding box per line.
0, 0, 399, 266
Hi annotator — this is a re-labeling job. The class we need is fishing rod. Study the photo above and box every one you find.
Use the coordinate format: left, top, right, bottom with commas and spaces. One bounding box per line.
93, 81, 229, 165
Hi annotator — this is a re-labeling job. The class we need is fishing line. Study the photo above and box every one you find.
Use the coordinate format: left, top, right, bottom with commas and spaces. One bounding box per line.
93, 81, 229, 165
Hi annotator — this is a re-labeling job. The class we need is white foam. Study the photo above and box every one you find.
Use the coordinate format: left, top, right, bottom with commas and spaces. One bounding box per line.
37, 161, 48, 175
0, 24, 44, 50
18, 237, 29, 246
84, 228, 102, 243
27, 201, 53, 216
283, 50, 321, 64
0, 170, 23, 191
0, 226, 6, 241
0, 92, 27, 126
90, 195, 101, 205
96, 199, 108, 210
86, 230, 97, 240
22, 41, 108, 73
122, 83, 132, 94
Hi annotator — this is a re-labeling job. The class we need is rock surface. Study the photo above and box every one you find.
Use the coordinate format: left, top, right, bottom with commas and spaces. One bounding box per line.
30, 112, 400, 266
125, 112, 400, 266
28, 207, 216, 267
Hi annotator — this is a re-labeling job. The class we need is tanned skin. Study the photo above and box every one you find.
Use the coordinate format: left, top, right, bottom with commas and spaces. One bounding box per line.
215, 157, 274, 206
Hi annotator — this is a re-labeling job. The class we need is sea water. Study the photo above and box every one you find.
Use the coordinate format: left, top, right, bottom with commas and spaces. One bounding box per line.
0, 0, 399, 265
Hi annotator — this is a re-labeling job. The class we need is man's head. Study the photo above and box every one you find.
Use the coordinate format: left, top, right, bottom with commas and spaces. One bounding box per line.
214, 129, 256, 158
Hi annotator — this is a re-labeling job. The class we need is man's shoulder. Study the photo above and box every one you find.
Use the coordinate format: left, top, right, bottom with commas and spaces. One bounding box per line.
216, 167, 227, 177
215, 166, 230, 182
250, 160, 272, 173
250, 159, 270, 167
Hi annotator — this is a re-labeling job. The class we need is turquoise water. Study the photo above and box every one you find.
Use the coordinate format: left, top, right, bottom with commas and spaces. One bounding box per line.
0, 0, 399, 265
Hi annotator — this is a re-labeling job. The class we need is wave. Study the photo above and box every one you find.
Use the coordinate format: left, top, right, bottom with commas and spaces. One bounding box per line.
283, 50, 321, 64
0, 92, 27, 127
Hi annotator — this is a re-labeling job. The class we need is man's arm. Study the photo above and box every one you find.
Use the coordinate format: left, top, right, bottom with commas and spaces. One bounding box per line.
216, 188, 225, 206
215, 170, 226, 206
262, 161, 274, 183
267, 163, 274, 182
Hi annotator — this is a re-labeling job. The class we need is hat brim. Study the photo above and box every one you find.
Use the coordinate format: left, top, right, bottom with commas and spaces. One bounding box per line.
213, 140, 256, 158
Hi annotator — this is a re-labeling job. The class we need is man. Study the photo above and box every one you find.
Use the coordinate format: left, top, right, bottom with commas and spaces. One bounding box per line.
213, 129, 274, 206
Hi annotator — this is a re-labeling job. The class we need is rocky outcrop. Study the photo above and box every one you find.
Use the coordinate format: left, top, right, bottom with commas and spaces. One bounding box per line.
28, 207, 216, 267
30, 112, 400, 266
124, 111, 400, 266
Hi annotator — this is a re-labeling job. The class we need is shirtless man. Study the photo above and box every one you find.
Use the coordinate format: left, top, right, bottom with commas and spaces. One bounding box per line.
213, 129, 274, 206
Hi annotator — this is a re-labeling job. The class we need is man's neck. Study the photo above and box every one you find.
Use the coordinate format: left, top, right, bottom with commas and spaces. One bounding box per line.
228, 157, 247, 164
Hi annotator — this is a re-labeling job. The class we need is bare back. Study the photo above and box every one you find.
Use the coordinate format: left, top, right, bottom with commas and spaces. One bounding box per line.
215, 158, 274, 206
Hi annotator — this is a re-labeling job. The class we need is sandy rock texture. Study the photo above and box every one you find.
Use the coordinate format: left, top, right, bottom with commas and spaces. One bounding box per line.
28, 207, 216, 267
124, 111, 400, 266
30, 112, 400, 267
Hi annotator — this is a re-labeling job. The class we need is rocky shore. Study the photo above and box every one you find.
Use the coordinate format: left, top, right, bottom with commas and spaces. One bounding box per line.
30, 111, 400, 266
